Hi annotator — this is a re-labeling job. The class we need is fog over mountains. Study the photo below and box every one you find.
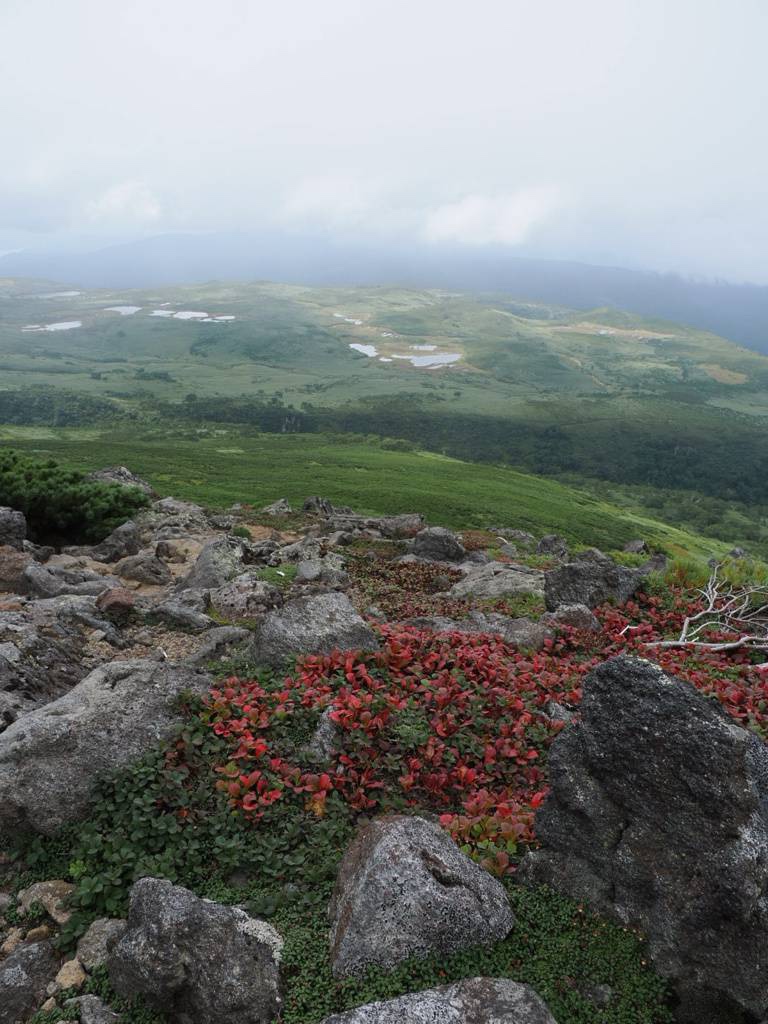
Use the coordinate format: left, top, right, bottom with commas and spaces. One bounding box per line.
3, 233, 768, 355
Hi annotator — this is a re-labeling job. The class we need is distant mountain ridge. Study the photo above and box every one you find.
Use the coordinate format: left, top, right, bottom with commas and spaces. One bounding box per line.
1, 232, 767, 354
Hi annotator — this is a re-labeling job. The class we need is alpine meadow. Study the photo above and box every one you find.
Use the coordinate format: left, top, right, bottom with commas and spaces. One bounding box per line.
2, 4, 768, 1024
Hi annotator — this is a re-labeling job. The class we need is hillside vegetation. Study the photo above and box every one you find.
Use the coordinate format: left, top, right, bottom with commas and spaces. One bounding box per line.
1, 279, 767, 552
0, 428, 730, 559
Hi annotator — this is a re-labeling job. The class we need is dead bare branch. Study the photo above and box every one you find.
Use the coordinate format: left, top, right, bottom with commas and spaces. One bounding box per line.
643, 561, 768, 657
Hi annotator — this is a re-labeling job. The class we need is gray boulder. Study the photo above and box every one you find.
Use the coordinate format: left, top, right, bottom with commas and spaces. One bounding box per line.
0, 618, 84, 728
504, 529, 536, 547
140, 497, 208, 539
249, 593, 378, 668
320, 978, 557, 1024
296, 559, 350, 588
541, 603, 601, 632
21, 563, 118, 599
303, 496, 336, 515
329, 815, 514, 977
108, 878, 282, 1024
0, 660, 212, 835
65, 996, 121, 1024
261, 498, 293, 515
402, 613, 552, 651
639, 552, 668, 576
544, 550, 642, 611
180, 537, 258, 591
77, 917, 128, 971
23, 540, 54, 563
115, 550, 171, 586
536, 534, 569, 558
209, 573, 283, 621
520, 655, 768, 1023
184, 626, 251, 666
90, 521, 141, 563
0, 941, 58, 1024
87, 466, 154, 496
448, 562, 544, 600
150, 598, 215, 632
325, 512, 425, 538
412, 527, 467, 563
623, 539, 649, 555
275, 536, 323, 564
0, 507, 26, 551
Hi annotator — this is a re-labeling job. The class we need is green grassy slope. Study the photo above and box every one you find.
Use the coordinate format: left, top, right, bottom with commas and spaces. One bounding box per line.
2, 278, 766, 554
0, 427, 728, 558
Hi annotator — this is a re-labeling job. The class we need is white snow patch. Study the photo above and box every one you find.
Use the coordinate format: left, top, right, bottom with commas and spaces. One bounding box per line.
393, 352, 461, 367
46, 321, 82, 331
173, 310, 209, 320
150, 309, 175, 317
350, 343, 378, 357
411, 344, 437, 351
41, 290, 81, 298
105, 306, 141, 316
379, 357, 393, 362
23, 320, 83, 333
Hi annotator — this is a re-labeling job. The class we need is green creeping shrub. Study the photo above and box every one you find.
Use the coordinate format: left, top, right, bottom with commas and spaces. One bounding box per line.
482, 592, 546, 619
0, 448, 149, 544
10, 698, 354, 950
276, 883, 673, 1024
7, 673, 675, 1024
230, 525, 252, 539
258, 564, 299, 588
608, 550, 650, 568
642, 554, 768, 603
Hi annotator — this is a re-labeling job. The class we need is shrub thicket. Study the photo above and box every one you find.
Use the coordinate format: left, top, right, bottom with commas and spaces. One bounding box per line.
0, 448, 150, 543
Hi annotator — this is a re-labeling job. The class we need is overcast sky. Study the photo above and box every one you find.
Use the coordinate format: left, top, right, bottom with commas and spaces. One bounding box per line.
2, 0, 767, 282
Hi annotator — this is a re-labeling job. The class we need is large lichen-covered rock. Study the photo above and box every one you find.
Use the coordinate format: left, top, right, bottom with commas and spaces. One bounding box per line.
209, 573, 283, 621
0, 941, 59, 1024
115, 550, 171, 586
88, 520, 141, 563
0, 660, 212, 835
326, 512, 425, 538
179, 536, 259, 591
401, 613, 552, 651
21, 563, 119, 599
411, 527, 467, 563
76, 918, 128, 972
543, 549, 642, 611
540, 603, 601, 632
248, 593, 378, 668
108, 878, 282, 1024
329, 815, 514, 978
64, 995, 121, 1024
449, 562, 544, 600
520, 655, 768, 1023
320, 977, 558, 1024
536, 534, 569, 559
87, 466, 155, 496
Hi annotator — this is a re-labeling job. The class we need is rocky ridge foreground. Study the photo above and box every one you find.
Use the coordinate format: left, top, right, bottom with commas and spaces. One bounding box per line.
1, 480, 763, 1023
